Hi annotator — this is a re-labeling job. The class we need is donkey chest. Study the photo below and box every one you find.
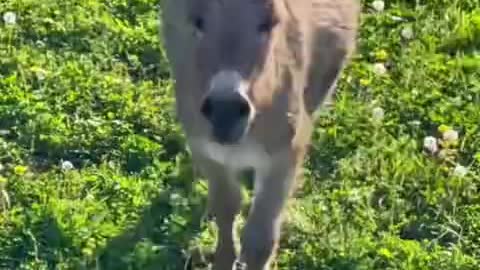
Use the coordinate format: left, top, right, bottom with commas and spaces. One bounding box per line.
190, 137, 271, 172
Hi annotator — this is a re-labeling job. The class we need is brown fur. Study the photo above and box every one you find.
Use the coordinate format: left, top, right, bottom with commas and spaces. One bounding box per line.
160, 0, 360, 269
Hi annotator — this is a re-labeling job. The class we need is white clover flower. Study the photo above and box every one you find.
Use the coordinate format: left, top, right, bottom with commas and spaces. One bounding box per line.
36, 69, 47, 81
437, 149, 448, 160
372, 107, 385, 122
442, 129, 459, 142
372, 0, 385, 12
410, 120, 421, 126
453, 165, 468, 177
3, 11, 17, 25
373, 62, 387, 75
169, 193, 181, 201
423, 136, 438, 154
107, 160, 116, 169
35, 40, 46, 48
390, 16, 405, 22
61, 160, 74, 171
401, 26, 414, 40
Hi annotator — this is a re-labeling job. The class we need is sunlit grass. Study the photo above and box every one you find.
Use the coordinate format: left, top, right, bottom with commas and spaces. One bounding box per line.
0, 0, 479, 269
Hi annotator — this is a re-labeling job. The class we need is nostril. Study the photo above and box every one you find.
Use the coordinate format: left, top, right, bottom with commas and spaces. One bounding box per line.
200, 98, 213, 118
237, 99, 250, 118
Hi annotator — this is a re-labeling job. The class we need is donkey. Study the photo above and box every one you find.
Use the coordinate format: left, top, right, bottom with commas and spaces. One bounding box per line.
160, 0, 360, 269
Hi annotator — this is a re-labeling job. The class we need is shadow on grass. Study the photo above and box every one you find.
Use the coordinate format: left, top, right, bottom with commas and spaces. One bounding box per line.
1, 213, 74, 269
96, 165, 259, 270
95, 184, 209, 270
97, 194, 182, 270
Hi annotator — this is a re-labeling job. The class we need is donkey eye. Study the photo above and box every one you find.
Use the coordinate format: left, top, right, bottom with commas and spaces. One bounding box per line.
257, 17, 277, 34
193, 16, 205, 32
257, 22, 271, 33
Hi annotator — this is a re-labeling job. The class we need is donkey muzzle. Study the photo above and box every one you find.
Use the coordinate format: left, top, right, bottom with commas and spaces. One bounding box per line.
201, 90, 251, 144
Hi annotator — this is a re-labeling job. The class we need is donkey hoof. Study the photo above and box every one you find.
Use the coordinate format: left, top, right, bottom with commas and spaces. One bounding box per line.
232, 259, 247, 270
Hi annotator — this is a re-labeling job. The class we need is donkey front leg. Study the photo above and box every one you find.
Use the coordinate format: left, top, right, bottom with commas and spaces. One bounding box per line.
239, 153, 303, 270
196, 157, 243, 270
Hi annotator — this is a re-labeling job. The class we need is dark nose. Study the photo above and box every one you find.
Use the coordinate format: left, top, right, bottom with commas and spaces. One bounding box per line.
200, 91, 251, 144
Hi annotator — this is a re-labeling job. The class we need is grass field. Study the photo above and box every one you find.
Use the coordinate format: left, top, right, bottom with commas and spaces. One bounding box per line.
0, 0, 479, 269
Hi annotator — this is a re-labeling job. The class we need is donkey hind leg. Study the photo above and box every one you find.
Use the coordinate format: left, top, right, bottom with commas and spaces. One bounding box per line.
197, 158, 243, 270
239, 155, 302, 270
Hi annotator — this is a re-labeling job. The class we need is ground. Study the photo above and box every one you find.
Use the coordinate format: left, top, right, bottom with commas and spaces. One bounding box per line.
0, 0, 479, 269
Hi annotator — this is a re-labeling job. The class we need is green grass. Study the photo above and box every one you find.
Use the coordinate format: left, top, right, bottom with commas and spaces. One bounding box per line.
0, 0, 479, 269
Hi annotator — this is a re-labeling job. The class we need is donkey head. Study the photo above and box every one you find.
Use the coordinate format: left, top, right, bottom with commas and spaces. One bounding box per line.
188, 0, 279, 144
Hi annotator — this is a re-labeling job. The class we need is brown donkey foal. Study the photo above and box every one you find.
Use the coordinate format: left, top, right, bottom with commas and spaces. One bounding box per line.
160, 0, 360, 269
